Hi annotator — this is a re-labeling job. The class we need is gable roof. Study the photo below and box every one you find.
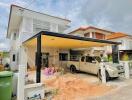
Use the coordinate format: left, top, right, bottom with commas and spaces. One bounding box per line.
106, 32, 128, 40
69, 26, 114, 34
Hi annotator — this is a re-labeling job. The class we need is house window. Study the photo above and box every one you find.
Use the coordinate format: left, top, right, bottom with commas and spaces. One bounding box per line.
12, 54, 15, 62
81, 56, 85, 62
13, 33, 17, 40
84, 32, 90, 37
59, 53, 68, 61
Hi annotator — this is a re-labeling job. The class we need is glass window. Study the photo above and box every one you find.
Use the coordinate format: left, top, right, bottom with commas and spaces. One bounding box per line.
81, 56, 85, 62
84, 32, 90, 37
86, 56, 95, 63
94, 56, 101, 62
13, 54, 15, 62
13, 33, 16, 40
59, 53, 68, 61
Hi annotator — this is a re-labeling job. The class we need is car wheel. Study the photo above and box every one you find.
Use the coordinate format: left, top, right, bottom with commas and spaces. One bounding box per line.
98, 70, 110, 81
105, 71, 110, 81
70, 65, 76, 73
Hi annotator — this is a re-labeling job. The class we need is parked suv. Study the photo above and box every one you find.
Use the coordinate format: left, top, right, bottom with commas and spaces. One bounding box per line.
67, 56, 124, 80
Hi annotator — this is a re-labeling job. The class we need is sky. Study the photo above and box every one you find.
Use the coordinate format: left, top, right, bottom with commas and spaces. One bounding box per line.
0, 0, 132, 51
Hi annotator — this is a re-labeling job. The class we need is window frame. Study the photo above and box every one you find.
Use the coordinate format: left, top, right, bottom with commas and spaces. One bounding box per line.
12, 54, 15, 62
59, 53, 68, 61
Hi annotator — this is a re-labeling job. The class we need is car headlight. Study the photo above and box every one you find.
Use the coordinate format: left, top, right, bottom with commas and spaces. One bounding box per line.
117, 66, 124, 70
106, 66, 115, 72
107, 67, 115, 72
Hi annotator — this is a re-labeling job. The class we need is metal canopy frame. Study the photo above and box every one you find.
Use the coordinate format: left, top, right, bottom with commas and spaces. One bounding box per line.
23, 31, 121, 83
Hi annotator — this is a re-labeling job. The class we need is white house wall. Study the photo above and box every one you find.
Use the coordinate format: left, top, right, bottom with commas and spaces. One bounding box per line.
8, 5, 71, 71
25, 46, 69, 68
21, 8, 70, 26
110, 37, 132, 50
20, 17, 34, 42
20, 17, 69, 43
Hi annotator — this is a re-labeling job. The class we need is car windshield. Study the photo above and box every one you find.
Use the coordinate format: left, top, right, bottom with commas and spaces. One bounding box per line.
94, 56, 101, 62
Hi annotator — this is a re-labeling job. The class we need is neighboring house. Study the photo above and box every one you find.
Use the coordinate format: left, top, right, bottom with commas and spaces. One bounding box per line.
69, 26, 113, 39
106, 32, 132, 61
7, 5, 71, 70
68, 26, 114, 56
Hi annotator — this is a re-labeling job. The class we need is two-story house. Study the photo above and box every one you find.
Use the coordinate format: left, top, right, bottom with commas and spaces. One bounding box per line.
68, 26, 114, 56
106, 32, 132, 61
7, 5, 71, 70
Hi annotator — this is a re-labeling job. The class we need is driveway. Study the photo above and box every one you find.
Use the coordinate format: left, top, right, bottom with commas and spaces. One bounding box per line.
73, 72, 132, 100
76, 73, 132, 100
88, 83, 132, 100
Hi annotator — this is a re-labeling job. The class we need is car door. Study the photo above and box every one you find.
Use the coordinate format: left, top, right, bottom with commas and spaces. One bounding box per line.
79, 56, 87, 72
80, 56, 91, 73
86, 56, 99, 74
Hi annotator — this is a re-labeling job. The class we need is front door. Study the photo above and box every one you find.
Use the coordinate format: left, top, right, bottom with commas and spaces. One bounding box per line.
42, 53, 49, 68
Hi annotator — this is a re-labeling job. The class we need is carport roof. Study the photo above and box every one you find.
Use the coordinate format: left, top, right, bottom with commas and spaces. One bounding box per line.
23, 31, 121, 49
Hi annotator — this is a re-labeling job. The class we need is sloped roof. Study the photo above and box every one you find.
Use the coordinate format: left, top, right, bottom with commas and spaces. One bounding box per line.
69, 26, 114, 34
106, 32, 128, 40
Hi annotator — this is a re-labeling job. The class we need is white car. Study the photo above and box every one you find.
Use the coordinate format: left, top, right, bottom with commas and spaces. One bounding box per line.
67, 56, 124, 81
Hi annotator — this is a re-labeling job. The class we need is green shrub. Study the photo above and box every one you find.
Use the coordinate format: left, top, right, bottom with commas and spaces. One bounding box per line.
122, 53, 129, 61
108, 55, 113, 62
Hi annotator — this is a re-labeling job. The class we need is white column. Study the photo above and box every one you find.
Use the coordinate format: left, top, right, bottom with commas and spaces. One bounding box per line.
19, 46, 27, 66
90, 32, 92, 38
17, 46, 27, 100
124, 61, 130, 79
100, 62, 106, 83
17, 65, 26, 100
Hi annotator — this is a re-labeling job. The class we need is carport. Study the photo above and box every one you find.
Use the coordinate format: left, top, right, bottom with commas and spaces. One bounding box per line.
23, 31, 121, 83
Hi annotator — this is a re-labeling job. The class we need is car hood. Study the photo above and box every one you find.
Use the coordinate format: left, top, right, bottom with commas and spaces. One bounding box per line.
104, 62, 124, 71
104, 62, 121, 67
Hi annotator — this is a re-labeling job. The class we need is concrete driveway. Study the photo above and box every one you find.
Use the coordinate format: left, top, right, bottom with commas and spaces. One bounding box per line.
75, 72, 132, 100
75, 72, 130, 86
89, 81, 132, 100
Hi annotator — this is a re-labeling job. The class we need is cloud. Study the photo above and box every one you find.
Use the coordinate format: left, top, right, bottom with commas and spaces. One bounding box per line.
0, 39, 10, 51
0, 0, 29, 51
13, 0, 28, 7
77, 0, 132, 34
0, 0, 28, 9
0, 2, 9, 8
0, 0, 132, 51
